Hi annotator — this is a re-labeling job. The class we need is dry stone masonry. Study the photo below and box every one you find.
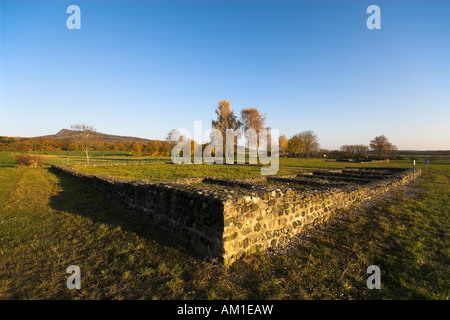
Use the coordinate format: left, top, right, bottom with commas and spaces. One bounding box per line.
52, 164, 420, 266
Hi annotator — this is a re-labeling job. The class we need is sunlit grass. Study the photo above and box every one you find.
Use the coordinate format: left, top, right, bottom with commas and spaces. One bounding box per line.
74, 163, 301, 181
0, 151, 448, 299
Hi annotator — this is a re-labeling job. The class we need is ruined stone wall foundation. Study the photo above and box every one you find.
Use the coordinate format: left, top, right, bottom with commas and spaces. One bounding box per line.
52, 164, 420, 266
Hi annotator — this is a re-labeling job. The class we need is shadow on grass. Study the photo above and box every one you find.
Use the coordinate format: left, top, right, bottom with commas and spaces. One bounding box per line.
0, 154, 16, 167
47, 167, 205, 261
0, 162, 15, 168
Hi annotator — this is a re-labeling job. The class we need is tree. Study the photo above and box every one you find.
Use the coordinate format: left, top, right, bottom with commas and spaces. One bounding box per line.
240, 107, 270, 150
128, 141, 142, 157
166, 129, 182, 153
211, 100, 241, 155
159, 141, 170, 157
212, 100, 241, 133
70, 124, 97, 165
295, 130, 320, 158
96, 141, 107, 156
354, 144, 369, 157
287, 135, 304, 158
279, 134, 288, 154
144, 140, 162, 156
240, 107, 266, 132
61, 139, 77, 164
369, 135, 395, 159
389, 144, 398, 159
41, 140, 56, 154
190, 140, 199, 158
113, 142, 127, 152
340, 144, 369, 159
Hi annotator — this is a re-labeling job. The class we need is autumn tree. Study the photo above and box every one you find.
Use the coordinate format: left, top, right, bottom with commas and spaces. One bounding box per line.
159, 141, 170, 157
279, 134, 288, 154
190, 140, 199, 158
113, 142, 127, 152
211, 100, 241, 156
70, 124, 97, 165
61, 139, 77, 164
144, 140, 162, 156
40, 140, 57, 154
128, 141, 142, 157
240, 107, 266, 131
369, 135, 396, 159
287, 135, 304, 158
96, 141, 108, 156
212, 100, 241, 133
239, 107, 271, 150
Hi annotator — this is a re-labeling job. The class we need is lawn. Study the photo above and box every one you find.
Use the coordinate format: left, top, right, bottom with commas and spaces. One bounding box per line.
70, 153, 435, 181
0, 151, 448, 299
40, 153, 170, 166
71, 157, 426, 182
73, 163, 302, 181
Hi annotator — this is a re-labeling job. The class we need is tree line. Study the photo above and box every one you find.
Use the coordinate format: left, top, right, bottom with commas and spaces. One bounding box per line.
1, 99, 405, 164
0, 130, 171, 159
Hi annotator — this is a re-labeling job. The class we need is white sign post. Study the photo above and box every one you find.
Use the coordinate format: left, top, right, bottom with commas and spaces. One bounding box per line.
413, 160, 415, 181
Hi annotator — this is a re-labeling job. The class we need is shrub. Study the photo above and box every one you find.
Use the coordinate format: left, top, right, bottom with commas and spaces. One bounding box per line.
14, 153, 45, 167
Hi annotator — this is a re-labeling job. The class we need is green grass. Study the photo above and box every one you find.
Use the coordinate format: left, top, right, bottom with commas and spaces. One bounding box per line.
11, 150, 171, 166
72, 156, 427, 181
74, 163, 301, 181
0, 151, 448, 299
279, 156, 450, 167
42, 154, 170, 166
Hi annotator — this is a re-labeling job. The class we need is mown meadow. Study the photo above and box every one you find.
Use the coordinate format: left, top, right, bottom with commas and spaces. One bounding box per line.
0, 151, 448, 299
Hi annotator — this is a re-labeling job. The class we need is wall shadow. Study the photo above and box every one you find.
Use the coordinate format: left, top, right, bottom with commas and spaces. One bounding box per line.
0, 153, 16, 167
0, 163, 15, 168
47, 167, 205, 261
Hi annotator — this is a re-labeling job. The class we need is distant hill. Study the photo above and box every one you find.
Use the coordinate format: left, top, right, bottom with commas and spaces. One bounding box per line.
34, 129, 151, 144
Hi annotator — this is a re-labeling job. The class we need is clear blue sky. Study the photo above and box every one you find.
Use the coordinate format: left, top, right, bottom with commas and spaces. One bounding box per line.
1, 0, 449, 150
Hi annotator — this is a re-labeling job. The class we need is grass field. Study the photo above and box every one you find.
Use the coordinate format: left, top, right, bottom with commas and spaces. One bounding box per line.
72, 154, 445, 181
0, 151, 448, 299
74, 163, 302, 181
72, 156, 433, 181
36, 152, 170, 166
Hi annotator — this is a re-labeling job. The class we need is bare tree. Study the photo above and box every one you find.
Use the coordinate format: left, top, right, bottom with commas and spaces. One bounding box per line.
340, 144, 369, 158
389, 144, 398, 159
369, 135, 396, 159
165, 129, 182, 151
295, 130, 320, 158
70, 124, 97, 165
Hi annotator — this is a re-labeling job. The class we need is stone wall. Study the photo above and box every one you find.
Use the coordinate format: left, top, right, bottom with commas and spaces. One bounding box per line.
51, 164, 419, 266
51, 165, 227, 259
221, 168, 418, 264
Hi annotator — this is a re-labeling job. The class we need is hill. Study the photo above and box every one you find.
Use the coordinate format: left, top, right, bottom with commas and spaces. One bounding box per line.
34, 129, 151, 144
